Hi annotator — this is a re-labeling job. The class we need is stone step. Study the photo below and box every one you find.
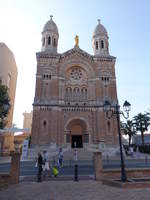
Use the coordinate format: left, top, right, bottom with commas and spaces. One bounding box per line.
63, 149, 93, 161
26, 146, 93, 161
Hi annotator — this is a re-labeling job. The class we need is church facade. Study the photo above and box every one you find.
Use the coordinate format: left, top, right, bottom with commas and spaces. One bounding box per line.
31, 16, 118, 148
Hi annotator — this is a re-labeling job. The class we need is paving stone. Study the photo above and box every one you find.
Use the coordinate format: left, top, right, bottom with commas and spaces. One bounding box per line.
0, 180, 150, 200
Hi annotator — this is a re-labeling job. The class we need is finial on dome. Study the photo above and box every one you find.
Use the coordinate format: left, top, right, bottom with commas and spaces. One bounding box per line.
98, 19, 101, 24
50, 15, 53, 20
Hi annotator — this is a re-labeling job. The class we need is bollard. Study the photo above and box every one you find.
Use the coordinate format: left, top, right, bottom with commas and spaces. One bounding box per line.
145, 155, 148, 164
106, 154, 109, 164
74, 164, 78, 181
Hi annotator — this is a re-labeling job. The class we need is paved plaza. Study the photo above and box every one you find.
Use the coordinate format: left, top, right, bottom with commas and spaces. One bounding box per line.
0, 180, 150, 200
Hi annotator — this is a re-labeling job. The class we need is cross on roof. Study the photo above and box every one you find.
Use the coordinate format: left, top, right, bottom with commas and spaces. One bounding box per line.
50, 15, 53, 20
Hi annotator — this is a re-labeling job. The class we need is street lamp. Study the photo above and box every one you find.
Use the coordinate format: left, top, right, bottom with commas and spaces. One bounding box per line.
73, 142, 78, 181
103, 100, 131, 182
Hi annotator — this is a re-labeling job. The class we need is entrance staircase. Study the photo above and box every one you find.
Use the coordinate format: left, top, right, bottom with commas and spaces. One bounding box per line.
63, 148, 93, 161
26, 144, 93, 163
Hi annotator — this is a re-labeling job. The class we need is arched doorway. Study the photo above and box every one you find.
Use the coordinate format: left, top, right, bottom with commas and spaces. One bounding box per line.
65, 118, 89, 148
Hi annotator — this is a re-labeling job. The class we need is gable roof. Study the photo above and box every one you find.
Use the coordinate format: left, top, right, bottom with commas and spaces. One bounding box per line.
61, 46, 93, 62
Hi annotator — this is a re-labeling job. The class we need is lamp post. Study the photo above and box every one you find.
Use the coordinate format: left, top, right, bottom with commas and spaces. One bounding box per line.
74, 142, 78, 181
103, 100, 131, 182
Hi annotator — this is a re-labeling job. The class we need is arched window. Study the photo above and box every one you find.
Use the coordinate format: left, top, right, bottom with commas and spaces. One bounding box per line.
69, 87, 72, 92
95, 41, 98, 50
102, 76, 109, 83
53, 38, 56, 46
42, 37, 45, 46
74, 87, 79, 93
65, 87, 72, 99
81, 87, 87, 99
43, 73, 51, 79
48, 36, 51, 45
43, 120, 47, 126
81, 87, 87, 93
101, 40, 104, 49
66, 87, 72, 92
84, 88, 87, 93
107, 120, 111, 133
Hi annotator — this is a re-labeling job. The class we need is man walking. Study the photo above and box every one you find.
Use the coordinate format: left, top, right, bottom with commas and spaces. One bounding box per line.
37, 152, 43, 182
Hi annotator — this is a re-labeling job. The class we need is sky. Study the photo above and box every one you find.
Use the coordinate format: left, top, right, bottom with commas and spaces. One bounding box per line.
0, 0, 150, 127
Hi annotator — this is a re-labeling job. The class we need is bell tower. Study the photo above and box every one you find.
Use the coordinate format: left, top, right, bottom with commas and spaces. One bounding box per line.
41, 15, 59, 54
92, 19, 109, 56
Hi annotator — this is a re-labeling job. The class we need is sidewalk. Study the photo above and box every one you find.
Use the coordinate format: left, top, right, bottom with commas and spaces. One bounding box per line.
0, 180, 150, 200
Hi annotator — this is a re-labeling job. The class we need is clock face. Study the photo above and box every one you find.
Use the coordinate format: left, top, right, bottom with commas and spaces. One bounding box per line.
70, 68, 83, 80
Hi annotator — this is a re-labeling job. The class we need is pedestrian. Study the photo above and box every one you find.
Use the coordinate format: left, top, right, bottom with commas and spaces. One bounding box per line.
73, 149, 78, 162
37, 152, 43, 182
43, 150, 50, 177
58, 148, 63, 168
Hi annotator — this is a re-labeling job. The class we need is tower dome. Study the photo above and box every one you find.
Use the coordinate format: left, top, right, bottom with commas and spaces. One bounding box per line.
93, 19, 108, 38
41, 15, 59, 54
92, 19, 109, 56
43, 16, 59, 34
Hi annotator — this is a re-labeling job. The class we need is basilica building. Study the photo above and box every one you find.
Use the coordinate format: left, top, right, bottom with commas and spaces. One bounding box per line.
31, 16, 118, 149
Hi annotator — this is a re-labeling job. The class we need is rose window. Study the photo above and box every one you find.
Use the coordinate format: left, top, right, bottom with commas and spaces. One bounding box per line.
70, 68, 83, 80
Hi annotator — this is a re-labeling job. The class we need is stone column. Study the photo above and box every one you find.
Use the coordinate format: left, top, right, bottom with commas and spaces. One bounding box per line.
93, 152, 103, 181
10, 151, 21, 184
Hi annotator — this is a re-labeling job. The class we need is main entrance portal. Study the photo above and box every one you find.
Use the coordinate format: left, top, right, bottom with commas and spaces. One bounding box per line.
72, 135, 83, 148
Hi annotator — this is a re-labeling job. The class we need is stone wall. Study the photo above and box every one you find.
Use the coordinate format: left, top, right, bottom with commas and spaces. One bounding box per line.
93, 152, 150, 181
0, 152, 20, 189
102, 168, 150, 180
0, 173, 11, 188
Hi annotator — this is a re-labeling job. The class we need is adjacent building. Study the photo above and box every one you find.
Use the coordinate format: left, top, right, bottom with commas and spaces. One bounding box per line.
14, 111, 32, 146
23, 111, 33, 132
31, 17, 118, 149
0, 43, 18, 154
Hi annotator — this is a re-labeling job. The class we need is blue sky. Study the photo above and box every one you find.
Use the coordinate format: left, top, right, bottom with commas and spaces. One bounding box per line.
0, 0, 150, 126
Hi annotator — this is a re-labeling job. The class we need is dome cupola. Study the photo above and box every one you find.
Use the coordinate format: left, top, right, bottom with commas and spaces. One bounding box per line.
41, 15, 59, 54
92, 19, 109, 56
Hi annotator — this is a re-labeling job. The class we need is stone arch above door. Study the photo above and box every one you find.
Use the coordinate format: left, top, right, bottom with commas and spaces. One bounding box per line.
64, 117, 90, 148
65, 117, 89, 131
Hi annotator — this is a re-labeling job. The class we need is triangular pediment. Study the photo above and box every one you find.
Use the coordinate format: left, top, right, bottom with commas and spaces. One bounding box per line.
61, 46, 93, 62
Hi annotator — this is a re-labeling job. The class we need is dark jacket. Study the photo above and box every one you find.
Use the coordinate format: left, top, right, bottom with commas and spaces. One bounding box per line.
38, 154, 43, 166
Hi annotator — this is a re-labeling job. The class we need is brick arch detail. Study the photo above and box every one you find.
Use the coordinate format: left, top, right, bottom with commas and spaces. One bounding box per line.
64, 117, 90, 132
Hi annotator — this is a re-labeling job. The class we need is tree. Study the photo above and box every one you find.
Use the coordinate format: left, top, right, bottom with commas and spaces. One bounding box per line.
121, 120, 136, 146
0, 80, 10, 129
133, 113, 150, 146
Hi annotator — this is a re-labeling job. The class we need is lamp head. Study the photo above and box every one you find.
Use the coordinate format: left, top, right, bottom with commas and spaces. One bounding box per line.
123, 100, 131, 113
103, 100, 111, 112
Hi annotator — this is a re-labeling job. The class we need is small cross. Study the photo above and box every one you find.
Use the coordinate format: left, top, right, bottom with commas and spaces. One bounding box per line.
50, 15, 53, 20
98, 19, 101, 24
